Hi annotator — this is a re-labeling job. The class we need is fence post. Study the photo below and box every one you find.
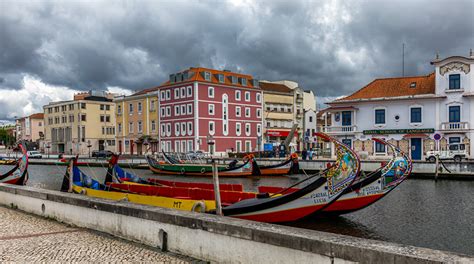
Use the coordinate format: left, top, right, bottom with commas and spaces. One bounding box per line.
212, 159, 223, 216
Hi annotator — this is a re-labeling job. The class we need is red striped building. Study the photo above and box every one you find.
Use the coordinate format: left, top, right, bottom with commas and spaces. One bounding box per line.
158, 67, 263, 154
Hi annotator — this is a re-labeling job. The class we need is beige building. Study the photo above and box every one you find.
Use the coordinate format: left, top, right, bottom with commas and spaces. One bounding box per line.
43, 91, 116, 155
259, 80, 304, 150
15, 113, 45, 143
114, 90, 159, 155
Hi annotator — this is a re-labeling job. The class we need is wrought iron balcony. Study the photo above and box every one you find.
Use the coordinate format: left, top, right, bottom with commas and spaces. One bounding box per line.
440, 122, 469, 131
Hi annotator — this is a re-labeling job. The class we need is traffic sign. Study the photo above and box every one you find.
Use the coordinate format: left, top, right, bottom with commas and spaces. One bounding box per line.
434, 133, 441, 141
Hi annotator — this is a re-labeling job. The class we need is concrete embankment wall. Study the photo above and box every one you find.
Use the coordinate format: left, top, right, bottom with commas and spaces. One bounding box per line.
0, 184, 471, 263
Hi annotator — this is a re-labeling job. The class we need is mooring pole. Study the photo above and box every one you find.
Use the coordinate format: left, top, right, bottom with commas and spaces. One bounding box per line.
212, 159, 223, 216
435, 154, 439, 182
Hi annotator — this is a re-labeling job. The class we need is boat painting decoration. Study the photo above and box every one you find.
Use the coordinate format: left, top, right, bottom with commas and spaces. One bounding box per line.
0, 143, 29, 185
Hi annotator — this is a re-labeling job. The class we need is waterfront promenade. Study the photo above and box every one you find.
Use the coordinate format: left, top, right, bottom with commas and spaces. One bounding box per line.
0, 206, 192, 263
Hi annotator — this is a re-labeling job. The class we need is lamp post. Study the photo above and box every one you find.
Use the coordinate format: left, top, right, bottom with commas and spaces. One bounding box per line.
206, 135, 214, 156
87, 140, 92, 158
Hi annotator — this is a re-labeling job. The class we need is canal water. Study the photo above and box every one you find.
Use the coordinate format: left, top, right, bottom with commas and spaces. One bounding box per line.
3, 164, 473, 256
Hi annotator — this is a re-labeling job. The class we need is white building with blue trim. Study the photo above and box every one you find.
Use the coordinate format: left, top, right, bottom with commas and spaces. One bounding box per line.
322, 52, 474, 160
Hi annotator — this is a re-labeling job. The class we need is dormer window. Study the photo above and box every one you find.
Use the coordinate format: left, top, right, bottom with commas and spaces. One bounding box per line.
183, 71, 189, 80
449, 74, 460, 89
240, 78, 247, 86
410, 82, 416, 88
204, 71, 211, 81
218, 74, 225, 83
252, 79, 259, 87
231, 76, 238, 84
169, 74, 176, 83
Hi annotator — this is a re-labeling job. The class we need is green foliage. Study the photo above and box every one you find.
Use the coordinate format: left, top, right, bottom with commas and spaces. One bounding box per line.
0, 128, 16, 146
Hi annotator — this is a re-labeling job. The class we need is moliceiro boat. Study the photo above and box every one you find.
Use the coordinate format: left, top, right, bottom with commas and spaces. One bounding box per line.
160, 151, 300, 176
146, 153, 262, 177
0, 143, 29, 185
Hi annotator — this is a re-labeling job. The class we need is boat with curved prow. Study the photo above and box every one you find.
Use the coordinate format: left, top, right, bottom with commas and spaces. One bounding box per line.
0, 143, 29, 185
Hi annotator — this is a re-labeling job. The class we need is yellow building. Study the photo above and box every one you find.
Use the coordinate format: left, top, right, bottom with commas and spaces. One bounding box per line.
259, 81, 304, 150
114, 90, 159, 155
43, 91, 116, 155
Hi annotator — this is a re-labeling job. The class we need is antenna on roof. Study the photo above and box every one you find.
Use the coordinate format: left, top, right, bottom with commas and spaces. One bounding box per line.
402, 43, 405, 77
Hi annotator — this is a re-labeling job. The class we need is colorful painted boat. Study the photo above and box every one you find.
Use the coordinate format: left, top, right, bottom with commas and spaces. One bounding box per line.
0, 144, 29, 185
161, 151, 300, 176
146, 154, 262, 177
0, 159, 16, 165
220, 132, 360, 223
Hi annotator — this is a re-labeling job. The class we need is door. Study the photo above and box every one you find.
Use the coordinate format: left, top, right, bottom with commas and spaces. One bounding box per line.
411, 138, 422, 160
341, 111, 352, 126
119, 141, 122, 153
130, 140, 134, 155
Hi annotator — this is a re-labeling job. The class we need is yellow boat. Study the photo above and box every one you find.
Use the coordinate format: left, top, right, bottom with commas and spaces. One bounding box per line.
61, 159, 216, 212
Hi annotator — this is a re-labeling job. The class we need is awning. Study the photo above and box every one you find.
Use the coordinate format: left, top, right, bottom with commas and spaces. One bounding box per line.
403, 133, 429, 139
266, 130, 298, 137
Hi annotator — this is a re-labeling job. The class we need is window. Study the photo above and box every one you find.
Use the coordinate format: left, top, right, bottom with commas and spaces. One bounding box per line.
187, 122, 193, 135
208, 104, 215, 115
117, 105, 122, 114
236, 123, 241, 136
129, 103, 134, 114
100, 115, 105, 122
175, 123, 180, 136
81, 114, 86, 121
236, 106, 241, 117
342, 111, 352, 126
218, 74, 225, 83
138, 102, 142, 113
180, 87, 186, 97
375, 141, 386, 153
161, 107, 165, 117
174, 88, 180, 99
222, 94, 229, 135
245, 141, 251, 152
236, 141, 242, 153
100, 104, 105, 110
181, 123, 186, 136
449, 137, 461, 144
166, 106, 171, 116
204, 71, 211, 81
81, 103, 86, 109
209, 121, 215, 135
138, 121, 142, 133
235, 90, 241, 101
257, 109, 261, 118
151, 120, 156, 131
160, 91, 165, 101
181, 105, 186, 115
150, 100, 155, 111
187, 140, 193, 152
449, 74, 460, 89
245, 123, 251, 136
175, 105, 180, 116
256, 93, 261, 103
309, 116, 313, 122
129, 122, 134, 133
118, 123, 122, 133
187, 104, 193, 115
166, 90, 171, 100
245, 107, 250, 117
245, 91, 250, 102
231, 76, 238, 84
208, 87, 214, 98
166, 123, 171, 136
410, 107, 422, 123
257, 124, 261, 136
375, 109, 385, 125
187, 86, 192, 97
240, 78, 247, 86
161, 124, 166, 135
449, 106, 461, 122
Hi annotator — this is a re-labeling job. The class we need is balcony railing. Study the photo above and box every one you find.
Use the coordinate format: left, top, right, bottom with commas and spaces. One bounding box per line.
440, 122, 469, 131
322, 125, 357, 133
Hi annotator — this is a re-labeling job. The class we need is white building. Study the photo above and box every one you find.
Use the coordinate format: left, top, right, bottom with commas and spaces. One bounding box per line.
323, 53, 474, 160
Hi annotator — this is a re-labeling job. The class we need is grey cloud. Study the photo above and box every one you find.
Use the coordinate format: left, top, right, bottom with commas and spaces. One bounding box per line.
0, 0, 473, 103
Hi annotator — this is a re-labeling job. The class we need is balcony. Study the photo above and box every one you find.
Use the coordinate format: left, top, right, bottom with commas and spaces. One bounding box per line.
440, 122, 469, 132
322, 125, 357, 134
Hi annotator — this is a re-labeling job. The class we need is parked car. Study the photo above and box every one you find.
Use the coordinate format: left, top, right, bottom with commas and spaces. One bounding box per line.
27, 151, 42, 159
91, 150, 114, 158
425, 143, 468, 163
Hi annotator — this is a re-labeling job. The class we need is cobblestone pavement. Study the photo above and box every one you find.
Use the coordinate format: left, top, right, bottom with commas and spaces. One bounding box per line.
0, 206, 192, 263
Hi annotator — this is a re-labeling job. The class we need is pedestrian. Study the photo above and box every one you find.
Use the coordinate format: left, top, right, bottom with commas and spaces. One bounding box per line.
302, 148, 308, 160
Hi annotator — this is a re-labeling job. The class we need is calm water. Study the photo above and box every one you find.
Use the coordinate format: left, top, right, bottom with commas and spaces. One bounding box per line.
2, 164, 473, 256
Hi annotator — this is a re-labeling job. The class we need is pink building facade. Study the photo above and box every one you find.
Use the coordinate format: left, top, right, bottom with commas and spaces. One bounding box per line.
158, 67, 263, 154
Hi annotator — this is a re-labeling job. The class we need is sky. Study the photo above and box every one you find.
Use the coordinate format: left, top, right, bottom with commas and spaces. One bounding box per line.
0, 0, 473, 121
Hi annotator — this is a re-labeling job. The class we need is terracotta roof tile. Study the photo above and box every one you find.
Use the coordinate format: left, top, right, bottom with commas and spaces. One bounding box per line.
29, 113, 44, 119
259, 82, 292, 93
335, 73, 435, 102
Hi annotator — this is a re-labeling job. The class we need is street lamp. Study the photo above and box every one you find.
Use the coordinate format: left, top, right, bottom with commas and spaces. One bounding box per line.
206, 135, 214, 156
87, 140, 92, 158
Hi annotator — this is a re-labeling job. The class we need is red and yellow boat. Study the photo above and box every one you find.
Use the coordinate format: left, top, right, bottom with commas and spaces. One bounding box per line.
0, 143, 28, 186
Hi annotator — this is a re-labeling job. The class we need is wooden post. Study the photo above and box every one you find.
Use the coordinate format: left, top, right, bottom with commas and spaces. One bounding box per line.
212, 159, 223, 216
435, 154, 439, 182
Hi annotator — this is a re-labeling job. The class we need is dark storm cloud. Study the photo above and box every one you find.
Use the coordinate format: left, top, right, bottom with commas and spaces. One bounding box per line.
0, 0, 473, 100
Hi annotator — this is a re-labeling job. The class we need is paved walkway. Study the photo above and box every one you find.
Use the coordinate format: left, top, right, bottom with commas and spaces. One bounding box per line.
0, 206, 191, 263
